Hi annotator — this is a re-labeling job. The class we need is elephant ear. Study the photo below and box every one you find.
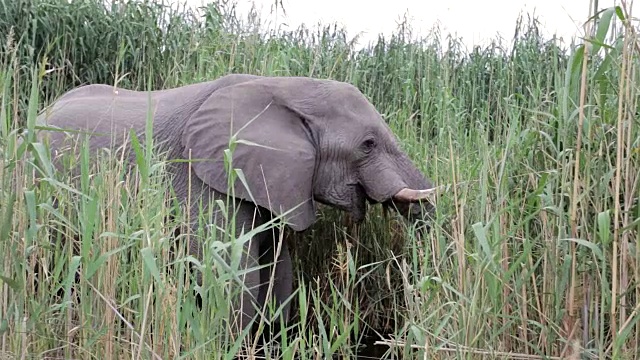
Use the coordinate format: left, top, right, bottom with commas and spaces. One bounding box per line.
182, 80, 317, 231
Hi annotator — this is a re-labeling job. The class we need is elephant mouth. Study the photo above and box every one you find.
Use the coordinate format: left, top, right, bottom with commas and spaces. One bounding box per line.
344, 184, 437, 223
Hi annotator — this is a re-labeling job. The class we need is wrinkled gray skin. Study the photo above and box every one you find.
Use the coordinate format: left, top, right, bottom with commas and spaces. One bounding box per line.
37, 74, 435, 334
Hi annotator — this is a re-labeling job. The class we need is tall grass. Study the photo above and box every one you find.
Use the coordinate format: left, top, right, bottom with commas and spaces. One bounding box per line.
1, 0, 639, 358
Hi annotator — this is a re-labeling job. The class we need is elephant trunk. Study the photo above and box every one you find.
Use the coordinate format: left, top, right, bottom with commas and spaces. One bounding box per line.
385, 152, 437, 226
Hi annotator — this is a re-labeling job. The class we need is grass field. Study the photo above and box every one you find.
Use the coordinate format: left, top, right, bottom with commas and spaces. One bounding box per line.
1, 0, 639, 358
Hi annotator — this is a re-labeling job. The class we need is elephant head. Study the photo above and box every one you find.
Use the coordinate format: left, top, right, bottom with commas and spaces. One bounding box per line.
182, 76, 436, 231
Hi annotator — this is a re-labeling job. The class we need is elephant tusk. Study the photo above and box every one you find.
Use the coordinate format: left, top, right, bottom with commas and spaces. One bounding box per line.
393, 188, 437, 202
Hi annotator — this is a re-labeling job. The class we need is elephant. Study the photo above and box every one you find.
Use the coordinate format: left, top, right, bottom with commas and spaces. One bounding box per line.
34, 74, 437, 336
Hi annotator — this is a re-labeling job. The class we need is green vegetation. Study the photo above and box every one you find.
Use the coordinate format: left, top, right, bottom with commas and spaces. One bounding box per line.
1, 0, 639, 358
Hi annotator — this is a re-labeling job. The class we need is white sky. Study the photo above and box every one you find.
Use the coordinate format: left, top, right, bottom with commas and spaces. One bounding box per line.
182, 0, 636, 48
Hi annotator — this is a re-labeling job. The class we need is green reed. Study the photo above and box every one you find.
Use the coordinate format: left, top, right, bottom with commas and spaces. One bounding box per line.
1, 0, 638, 358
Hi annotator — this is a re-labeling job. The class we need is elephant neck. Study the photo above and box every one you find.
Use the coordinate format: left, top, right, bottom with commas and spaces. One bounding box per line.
152, 115, 187, 159
151, 83, 220, 159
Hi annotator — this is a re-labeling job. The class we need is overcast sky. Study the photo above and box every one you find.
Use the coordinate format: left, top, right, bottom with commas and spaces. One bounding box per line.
183, 0, 635, 48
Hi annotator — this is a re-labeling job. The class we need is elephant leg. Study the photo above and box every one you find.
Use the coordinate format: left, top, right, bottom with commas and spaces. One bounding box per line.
228, 201, 278, 334
272, 240, 293, 322
257, 229, 293, 326
179, 187, 265, 333
174, 170, 279, 335
234, 235, 262, 332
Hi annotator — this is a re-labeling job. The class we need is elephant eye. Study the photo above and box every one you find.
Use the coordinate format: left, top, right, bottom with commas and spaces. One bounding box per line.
362, 138, 376, 153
